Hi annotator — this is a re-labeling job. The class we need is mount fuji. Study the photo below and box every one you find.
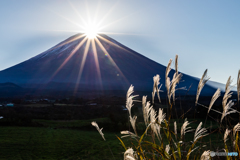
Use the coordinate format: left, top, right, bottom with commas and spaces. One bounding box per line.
0, 33, 224, 97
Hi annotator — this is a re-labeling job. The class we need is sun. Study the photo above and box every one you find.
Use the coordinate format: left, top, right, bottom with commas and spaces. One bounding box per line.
84, 22, 99, 39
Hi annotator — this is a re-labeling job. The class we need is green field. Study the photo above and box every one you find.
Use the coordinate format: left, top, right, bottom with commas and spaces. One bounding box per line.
0, 126, 125, 160
0, 117, 229, 160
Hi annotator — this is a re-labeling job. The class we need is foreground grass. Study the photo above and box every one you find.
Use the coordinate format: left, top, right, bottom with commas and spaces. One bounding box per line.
0, 126, 125, 160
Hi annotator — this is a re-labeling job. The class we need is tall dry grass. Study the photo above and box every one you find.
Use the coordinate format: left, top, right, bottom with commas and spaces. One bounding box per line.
92, 55, 240, 160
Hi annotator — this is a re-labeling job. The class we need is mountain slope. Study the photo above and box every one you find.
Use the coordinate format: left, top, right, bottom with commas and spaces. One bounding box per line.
0, 33, 219, 96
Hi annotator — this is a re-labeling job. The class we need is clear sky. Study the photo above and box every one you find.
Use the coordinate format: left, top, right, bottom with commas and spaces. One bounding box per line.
0, 0, 240, 85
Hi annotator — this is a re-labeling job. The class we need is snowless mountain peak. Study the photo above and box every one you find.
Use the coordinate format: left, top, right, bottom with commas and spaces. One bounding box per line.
0, 33, 228, 97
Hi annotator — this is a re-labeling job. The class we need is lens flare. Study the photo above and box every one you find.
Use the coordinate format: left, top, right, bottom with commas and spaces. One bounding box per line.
84, 22, 99, 39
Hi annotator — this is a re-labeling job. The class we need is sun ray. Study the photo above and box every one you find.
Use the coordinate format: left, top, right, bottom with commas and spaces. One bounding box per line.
68, 0, 88, 27
45, 7, 85, 29
48, 34, 85, 56
91, 39, 103, 90
74, 38, 91, 93
95, 36, 129, 84
93, 0, 101, 23
50, 36, 88, 80
97, 35, 134, 56
97, 11, 138, 31
95, 1, 119, 28
85, 1, 91, 26
97, 31, 148, 36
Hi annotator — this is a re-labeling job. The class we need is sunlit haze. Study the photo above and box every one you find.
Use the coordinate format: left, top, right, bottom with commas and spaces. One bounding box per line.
83, 22, 99, 39
1, 0, 240, 84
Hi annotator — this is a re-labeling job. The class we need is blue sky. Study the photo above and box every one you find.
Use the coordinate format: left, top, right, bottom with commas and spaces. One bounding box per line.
0, 0, 240, 84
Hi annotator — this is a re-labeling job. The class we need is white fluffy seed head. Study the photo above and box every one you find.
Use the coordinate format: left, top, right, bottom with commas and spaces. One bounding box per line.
175, 55, 178, 75
124, 148, 136, 160
194, 122, 208, 142
221, 100, 236, 123
152, 74, 162, 103
233, 123, 240, 138
166, 59, 172, 81
224, 129, 231, 143
129, 116, 138, 135
174, 121, 177, 139
158, 108, 166, 124
196, 69, 210, 106
200, 150, 211, 160
91, 121, 106, 141
126, 85, 138, 117
181, 119, 192, 139
237, 70, 240, 102
121, 131, 137, 138
222, 76, 233, 110
208, 88, 221, 114
165, 144, 170, 154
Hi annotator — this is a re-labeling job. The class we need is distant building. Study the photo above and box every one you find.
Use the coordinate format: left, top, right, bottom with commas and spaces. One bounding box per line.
86, 101, 97, 106
88, 103, 97, 106
6, 103, 14, 107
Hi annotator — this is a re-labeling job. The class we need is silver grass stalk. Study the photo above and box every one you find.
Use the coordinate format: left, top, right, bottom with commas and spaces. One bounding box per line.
166, 59, 172, 81
149, 107, 162, 141
172, 55, 179, 102
124, 148, 135, 160
225, 76, 233, 92
174, 121, 177, 139
121, 131, 138, 138
158, 108, 166, 124
168, 72, 182, 104
142, 96, 147, 108
208, 88, 221, 114
221, 100, 236, 123
233, 123, 240, 147
233, 123, 240, 138
149, 107, 156, 124
200, 150, 211, 160
166, 77, 171, 103
126, 85, 138, 117
224, 129, 231, 143
145, 102, 153, 126
196, 69, 210, 106
238, 70, 240, 102
142, 100, 152, 126
155, 108, 166, 140
181, 119, 193, 139
194, 122, 208, 142
91, 121, 106, 141
142, 96, 147, 125
150, 108, 158, 136
165, 59, 172, 97
129, 115, 138, 135
155, 124, 161, 141
165, 144, 170, 154
125, 156, 135, 160
187, 146, 199, 156
171, 73, 178, 104
175, 55, 178, 75
222, 76, 233, 110
152, 74, 162, 103
127, 85, 135, 99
